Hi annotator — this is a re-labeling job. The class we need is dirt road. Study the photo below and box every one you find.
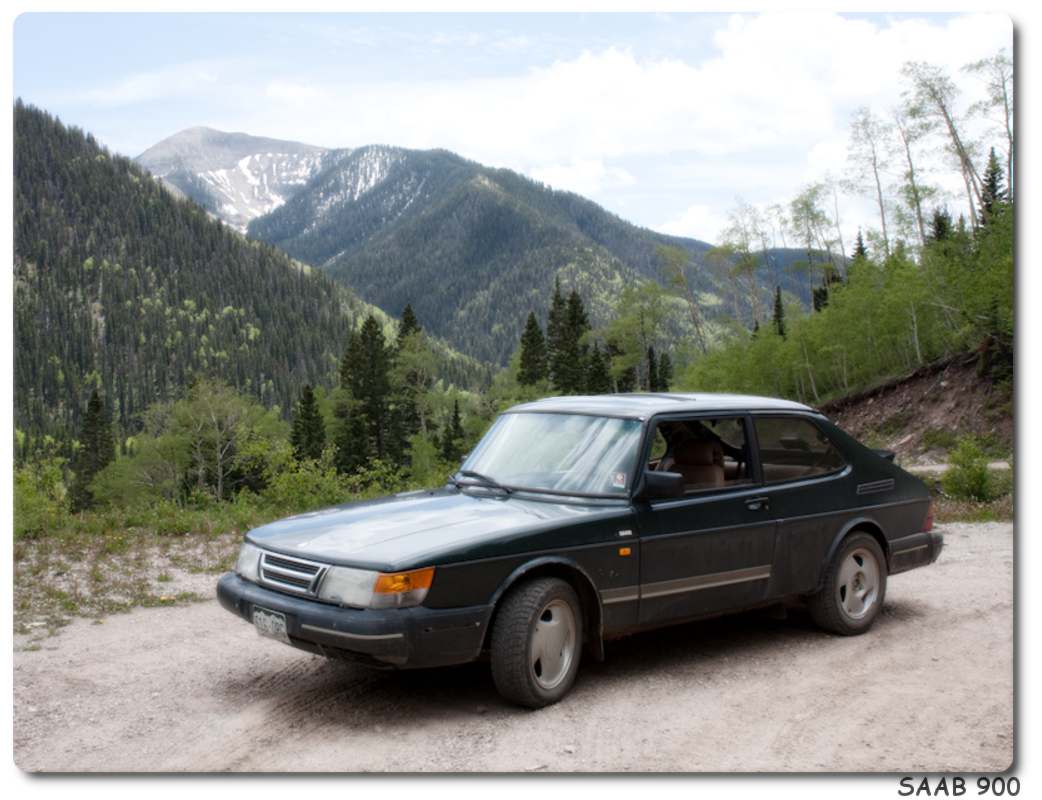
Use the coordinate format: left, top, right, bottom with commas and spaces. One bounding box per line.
14, 521, 1013, 773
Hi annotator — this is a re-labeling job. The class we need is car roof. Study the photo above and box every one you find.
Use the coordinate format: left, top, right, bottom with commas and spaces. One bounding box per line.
506, 393, 816, 420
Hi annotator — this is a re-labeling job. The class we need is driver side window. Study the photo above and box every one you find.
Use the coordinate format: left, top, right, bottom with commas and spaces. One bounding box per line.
650, 416, 754, 494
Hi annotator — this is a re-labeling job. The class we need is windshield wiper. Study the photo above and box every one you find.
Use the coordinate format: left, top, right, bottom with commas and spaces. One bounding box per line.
454, 469, 513, 494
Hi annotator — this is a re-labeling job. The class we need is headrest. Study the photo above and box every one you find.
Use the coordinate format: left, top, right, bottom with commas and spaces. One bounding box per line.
674, 438, 721, 466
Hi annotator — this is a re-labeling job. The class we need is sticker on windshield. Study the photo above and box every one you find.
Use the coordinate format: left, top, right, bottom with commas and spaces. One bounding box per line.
611, 471, 627, 490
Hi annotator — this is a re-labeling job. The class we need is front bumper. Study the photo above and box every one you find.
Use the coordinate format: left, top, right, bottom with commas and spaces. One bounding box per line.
217, 572, 491, 668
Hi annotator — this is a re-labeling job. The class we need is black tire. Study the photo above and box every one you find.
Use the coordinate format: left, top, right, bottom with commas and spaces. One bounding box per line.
809, 532, 887, 635
490, 577, 583, 709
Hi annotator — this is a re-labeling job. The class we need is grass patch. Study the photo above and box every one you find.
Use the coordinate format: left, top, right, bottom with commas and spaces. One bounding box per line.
934, 493, 1013, 523
921, 427, 958, 452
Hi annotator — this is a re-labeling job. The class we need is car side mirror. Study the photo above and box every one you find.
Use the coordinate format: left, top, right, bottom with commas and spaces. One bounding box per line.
639, 469, 684, 500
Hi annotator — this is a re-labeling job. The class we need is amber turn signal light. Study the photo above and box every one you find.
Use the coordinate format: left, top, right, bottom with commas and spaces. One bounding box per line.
373, 567, 435, 594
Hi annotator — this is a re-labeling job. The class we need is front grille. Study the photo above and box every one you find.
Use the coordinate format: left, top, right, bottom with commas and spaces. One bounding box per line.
259, 551, 328, 597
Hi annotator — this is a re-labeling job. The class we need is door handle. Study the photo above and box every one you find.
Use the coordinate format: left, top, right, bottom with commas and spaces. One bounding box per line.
745, 496, 770, 511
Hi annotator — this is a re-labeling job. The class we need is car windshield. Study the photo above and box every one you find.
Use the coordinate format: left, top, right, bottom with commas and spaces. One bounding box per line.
458, 412, 644, 497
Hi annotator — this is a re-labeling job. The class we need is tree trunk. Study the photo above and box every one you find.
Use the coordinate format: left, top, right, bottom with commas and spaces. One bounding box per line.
896, 119, 928, 247
871, 151, 890, 258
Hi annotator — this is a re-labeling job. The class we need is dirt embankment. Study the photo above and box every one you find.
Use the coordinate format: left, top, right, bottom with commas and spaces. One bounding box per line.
821, 357, 1013, 465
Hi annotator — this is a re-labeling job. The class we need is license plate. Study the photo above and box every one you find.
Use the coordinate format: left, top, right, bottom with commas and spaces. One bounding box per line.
252, 607, 290, 643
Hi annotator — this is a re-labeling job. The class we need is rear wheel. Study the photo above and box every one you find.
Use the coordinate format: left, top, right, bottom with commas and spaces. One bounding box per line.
490, 577, 583, 708
809, 532, 887, 635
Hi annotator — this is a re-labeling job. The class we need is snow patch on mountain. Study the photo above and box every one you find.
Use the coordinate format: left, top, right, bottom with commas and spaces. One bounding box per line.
182, 151, 328, 231
135, 128, 330, 232
308, 146, 406, 226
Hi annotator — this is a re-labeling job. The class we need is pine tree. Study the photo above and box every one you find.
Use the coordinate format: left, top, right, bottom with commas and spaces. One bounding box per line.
440, 399, 466, 463
772, 286, 786, 338
390, 305, 430, 462
339, 330, 363, 390
69, 388, 115, 512
517, 312, 548, 386
290, 384, 325, 462
397, 304, 421, 345
353, 315, 392, 458
586, 342, 613, 394
852, 229, 868, 260
979, 147, 1007, 225
658, 351, 673, 391
332, 395, 369, 474
546, 278, 568, 391
930, 208, 953, 242
551, 289, 591, 394
646, 346, 660, 391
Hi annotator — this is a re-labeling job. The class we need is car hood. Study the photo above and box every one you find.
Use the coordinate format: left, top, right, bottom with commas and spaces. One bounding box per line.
245, 487, 619, 570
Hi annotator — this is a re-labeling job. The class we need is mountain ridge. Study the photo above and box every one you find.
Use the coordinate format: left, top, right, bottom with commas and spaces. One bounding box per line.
137, 126, 824, 365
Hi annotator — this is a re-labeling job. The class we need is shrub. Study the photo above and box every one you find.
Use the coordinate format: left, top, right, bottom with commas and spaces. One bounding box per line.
261, 453, 350, 513
14, 455, 68, 539
942, 437, 994, 501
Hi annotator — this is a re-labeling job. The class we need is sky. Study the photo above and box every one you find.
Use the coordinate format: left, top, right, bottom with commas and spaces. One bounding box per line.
14, 12, 1013, 246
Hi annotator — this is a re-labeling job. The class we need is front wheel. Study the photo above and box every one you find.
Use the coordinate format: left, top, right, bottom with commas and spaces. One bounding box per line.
809, 532, 887, 635
490, 577, 583, 708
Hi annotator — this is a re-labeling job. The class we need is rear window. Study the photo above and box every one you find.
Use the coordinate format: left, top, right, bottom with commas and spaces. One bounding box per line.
754, 417, 846, 483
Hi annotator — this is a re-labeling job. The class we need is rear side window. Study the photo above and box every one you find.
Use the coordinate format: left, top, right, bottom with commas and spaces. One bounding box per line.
754, 417, 846, 484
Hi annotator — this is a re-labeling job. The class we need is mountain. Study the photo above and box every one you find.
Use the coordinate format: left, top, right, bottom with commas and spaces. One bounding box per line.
137, 128, 823, 366
14, 103, 484, 442
136, 127, 328, 232
248, 145, 815, 364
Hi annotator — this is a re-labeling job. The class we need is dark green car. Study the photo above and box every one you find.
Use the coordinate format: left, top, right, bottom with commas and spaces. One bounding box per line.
218, 393, 942, 708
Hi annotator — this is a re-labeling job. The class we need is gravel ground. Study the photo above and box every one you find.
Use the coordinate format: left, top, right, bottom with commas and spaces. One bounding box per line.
13, 521, 1013, 773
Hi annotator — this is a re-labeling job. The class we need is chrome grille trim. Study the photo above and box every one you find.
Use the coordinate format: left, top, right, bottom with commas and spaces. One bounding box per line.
259, 551, 329, 597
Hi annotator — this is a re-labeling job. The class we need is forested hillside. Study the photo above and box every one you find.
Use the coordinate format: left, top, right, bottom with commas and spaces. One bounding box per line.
13, 102, 484, 446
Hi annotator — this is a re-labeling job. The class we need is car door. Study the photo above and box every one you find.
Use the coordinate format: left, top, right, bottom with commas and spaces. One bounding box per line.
635, 413, 777, 626
750, 413, 853, 597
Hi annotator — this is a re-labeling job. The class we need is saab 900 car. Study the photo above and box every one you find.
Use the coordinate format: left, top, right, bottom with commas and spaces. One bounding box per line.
218, 393, 942, 708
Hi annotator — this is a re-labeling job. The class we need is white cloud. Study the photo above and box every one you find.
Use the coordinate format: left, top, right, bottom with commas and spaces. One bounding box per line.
529, 158, 635, 196
241, 13, 1008, 176
657, 203, 732, 245
76, 60, 227, 107
264, 80, 327, 104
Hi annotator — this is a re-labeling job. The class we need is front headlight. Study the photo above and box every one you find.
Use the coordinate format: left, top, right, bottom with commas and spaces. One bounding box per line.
235, 542, 262, 583
317, 566, 435, 609
317, 566, 379, 608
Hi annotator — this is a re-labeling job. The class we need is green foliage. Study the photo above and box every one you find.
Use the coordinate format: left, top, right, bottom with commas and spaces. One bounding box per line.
682, 207, 1012, 405
407, 432, 455, 487
262, 451, 350, 511
88, 378, 286, 508
15, 452, 68, 539
942, 437, 995, 501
